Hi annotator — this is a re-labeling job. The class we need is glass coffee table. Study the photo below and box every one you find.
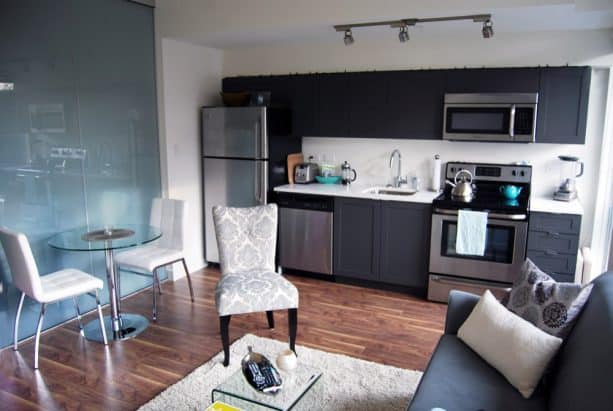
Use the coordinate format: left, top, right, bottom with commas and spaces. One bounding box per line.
212, 364, 322, 411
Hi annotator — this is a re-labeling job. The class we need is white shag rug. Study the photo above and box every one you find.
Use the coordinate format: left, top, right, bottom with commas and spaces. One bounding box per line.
138, 334, 422, 411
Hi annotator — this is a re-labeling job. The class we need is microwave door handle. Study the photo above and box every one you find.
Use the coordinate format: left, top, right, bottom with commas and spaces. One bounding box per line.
509, 104, 516, 138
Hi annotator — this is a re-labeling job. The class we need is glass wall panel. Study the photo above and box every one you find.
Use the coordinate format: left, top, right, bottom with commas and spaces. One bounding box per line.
0, 0, 161, 348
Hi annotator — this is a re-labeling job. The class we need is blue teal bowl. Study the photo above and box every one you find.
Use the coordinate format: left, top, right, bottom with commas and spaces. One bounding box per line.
315, 175, 341, 184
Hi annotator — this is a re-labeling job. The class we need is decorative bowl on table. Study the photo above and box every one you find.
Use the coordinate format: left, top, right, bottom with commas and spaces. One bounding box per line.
315, 175, 341, 184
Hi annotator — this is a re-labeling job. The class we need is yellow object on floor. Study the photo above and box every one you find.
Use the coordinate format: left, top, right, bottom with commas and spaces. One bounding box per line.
206, 400, 242, 411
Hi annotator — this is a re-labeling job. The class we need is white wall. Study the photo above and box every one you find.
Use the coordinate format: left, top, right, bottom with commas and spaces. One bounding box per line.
224, 29, 612, 248
157, 38, 223, 277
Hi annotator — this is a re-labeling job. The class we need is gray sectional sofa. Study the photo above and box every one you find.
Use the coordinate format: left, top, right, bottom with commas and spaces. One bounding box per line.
408, 272, 613, 411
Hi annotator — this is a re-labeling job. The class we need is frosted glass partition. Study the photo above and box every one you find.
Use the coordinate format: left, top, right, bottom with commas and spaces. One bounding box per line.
0, 0, 162, 348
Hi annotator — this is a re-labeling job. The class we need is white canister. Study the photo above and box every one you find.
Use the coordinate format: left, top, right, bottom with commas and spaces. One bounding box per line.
431, 154, 441, 192
276, 349, 298, 372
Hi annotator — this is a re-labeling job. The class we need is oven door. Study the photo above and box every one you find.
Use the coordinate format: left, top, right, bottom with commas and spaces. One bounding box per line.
429, 211, 528, 283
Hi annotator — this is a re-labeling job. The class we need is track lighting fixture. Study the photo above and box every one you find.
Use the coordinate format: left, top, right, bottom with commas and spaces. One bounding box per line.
335, 13, 493, 45
398, 24, 409, 43
343, 28, 354, 46
481, 19, 494, 38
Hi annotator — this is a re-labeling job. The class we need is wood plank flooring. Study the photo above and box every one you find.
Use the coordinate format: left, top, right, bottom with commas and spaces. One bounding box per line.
0, 267, 446, 410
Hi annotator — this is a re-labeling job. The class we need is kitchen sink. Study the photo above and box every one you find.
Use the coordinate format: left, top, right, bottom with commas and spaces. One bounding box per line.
363, 187, 417, 196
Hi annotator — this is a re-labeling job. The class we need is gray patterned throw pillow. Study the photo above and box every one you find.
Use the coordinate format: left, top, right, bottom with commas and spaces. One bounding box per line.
506, 259, 593, 338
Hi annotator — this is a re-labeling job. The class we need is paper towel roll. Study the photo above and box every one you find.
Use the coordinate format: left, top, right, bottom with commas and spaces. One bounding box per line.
432, 154, 441, 192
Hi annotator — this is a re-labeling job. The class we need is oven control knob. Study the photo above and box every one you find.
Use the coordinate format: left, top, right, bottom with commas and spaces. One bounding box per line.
512, 170, 517, 176
520, 171, 525, 177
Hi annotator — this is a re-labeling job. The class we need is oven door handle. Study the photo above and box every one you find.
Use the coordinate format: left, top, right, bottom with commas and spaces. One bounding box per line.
434, 207, 527, 221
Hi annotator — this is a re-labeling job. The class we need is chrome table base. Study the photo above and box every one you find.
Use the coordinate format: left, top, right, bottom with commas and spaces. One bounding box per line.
83, 313, 149, 342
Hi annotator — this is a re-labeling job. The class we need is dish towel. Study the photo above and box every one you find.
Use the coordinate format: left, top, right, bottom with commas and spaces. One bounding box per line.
456, 210, 488, 256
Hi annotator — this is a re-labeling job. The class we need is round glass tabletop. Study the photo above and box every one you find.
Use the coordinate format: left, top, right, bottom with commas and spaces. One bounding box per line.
48, 224, 162, 251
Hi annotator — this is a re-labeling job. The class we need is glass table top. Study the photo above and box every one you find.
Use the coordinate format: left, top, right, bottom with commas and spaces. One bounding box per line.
48, 224, 162, 251
212, 364, 322, 411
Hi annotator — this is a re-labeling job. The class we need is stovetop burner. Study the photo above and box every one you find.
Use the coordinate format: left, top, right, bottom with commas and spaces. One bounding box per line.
434, 161, 532, 214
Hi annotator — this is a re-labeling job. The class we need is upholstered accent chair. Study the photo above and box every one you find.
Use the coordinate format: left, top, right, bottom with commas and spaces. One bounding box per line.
213, 204, 299, 366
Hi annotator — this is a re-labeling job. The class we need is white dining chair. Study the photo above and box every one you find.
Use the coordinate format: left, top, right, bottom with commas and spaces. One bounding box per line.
114, 198, 194, 320
0, 228, 108, 370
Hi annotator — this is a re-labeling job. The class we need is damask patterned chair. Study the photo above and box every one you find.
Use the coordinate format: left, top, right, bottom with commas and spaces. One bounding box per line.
213, 204, 298, 366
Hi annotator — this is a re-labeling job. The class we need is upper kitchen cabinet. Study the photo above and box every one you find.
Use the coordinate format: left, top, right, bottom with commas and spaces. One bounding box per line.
288, 75, 318, 137
317, 73, 351, 137
536, 67, 590, 144
386, 70, 445, 139
445, 68, 540, 93
347, 72, 388, 138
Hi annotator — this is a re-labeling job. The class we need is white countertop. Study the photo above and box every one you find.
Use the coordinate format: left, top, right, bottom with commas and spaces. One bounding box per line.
530, 196, 584, 215
274, 183, 441, 204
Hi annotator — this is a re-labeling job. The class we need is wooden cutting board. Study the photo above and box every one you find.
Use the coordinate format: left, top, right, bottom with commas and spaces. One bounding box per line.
287, 153, 304, 184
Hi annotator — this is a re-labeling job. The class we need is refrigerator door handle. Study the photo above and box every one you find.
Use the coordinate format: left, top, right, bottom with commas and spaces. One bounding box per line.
254, 119, 261, 159
261, 161, 268, 204
254, 161, 261, 203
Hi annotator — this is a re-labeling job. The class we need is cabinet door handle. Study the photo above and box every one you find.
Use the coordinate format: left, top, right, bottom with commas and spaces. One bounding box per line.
545, 249, 559, 256
546, 231, 560, 238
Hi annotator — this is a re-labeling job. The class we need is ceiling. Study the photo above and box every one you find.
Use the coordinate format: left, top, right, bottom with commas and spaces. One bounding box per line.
155, 0, 613, 49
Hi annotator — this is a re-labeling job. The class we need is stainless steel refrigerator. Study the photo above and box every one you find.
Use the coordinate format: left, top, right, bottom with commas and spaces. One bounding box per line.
202, 106, 296, 264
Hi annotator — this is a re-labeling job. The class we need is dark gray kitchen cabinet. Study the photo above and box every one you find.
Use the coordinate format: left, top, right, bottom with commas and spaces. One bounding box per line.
347, 72, 388, 138
379, 202, 431, 288
445, 68, 540, 93
386, 70, 446, 139
317, 73, 351, 137
334, 197, 431, 291
527, 211, 582, 282
288, 75, 318, 137
333, 198, 381, 280
536, 67, 590, 144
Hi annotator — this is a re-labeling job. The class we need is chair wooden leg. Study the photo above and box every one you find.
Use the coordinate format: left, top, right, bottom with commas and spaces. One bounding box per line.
288, 308, 297, 354
152, 269, 158, 321
181, 258, 195, 302
266, 311, 275, 329
13, 292, 25, 351
34, 303, 46, 370
220, 315, 232, 366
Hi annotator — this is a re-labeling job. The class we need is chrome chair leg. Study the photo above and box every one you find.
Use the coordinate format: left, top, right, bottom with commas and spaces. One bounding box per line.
13, 292, 25, 351
156, 270, 163, 295
95, 290, 108, 345
181, 258, 195, 302
73, 296, 83, 333
152, 269, 158, 321
34, 303, 46, 369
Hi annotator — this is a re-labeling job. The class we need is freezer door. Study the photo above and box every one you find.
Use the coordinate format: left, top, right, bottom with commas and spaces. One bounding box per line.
202, 107, 267, 159
203, 157, 268, 263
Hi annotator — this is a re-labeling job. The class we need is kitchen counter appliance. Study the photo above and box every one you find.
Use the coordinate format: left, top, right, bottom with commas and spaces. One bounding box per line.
428, 161, 532, 302
294, 162, 319, 184
278, 194, 333, 275
202, 106, 298, 264
443, 93, 538, 143
554, 155, 584, 201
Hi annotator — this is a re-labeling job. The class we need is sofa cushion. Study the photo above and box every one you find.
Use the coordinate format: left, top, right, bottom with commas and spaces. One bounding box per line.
408, 335, 548, 411
548, 272, 613, 411
458, 290, 562, 398
506, 259, 593, 337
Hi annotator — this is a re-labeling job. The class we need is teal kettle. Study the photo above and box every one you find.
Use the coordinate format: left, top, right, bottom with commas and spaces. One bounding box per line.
499, 185, 523, 200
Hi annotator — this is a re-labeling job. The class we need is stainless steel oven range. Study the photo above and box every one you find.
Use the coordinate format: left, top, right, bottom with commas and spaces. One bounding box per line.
428, 162, 532, 302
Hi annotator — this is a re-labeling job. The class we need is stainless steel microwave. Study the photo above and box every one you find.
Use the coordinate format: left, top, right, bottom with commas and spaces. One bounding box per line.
443, 93, 538, 142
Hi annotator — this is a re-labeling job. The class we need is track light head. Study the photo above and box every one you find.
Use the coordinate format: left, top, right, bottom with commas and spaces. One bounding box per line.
482, 19, 494, 38
343, 28, 354, 46
398, 25, 409, 43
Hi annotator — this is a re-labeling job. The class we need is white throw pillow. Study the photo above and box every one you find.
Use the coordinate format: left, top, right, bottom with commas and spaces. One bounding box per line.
458, 289, 563, 398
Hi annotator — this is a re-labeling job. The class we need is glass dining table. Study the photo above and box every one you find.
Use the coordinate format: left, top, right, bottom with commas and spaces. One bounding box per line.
48, 224, 161, 342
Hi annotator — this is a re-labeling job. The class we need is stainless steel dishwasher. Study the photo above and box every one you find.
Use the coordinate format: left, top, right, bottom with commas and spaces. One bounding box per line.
278, 193, 333, 275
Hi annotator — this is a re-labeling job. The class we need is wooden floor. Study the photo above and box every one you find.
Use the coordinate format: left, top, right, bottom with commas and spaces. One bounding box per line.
0, 267, 446, 411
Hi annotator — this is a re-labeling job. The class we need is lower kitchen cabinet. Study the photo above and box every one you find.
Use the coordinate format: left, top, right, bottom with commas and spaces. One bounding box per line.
527, 211, 582, 282
333, 197, 431, 291
380, 202, 431, 287
333, 198, 380, 280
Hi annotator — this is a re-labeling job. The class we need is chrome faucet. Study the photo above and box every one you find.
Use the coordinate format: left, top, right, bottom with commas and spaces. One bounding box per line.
389, 149, 405, 188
